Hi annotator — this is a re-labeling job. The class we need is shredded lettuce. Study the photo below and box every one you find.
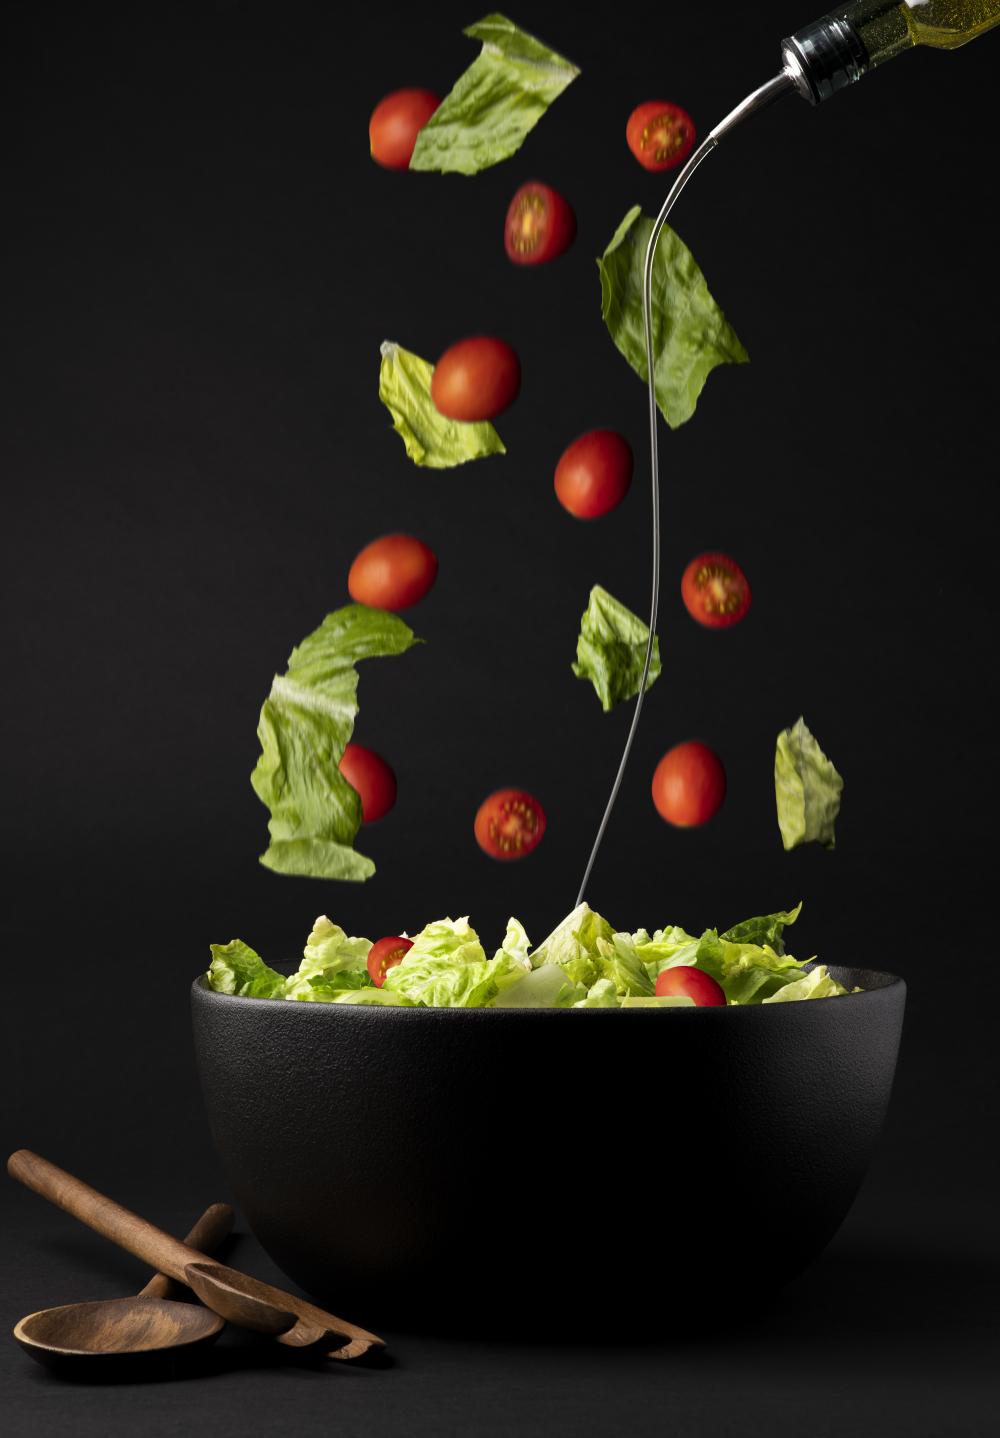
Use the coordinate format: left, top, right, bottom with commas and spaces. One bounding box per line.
206, 903, 855, 1008
775, 717, 844, 851
409, 14, 580, 176
598, 206, 749, 429
572, 585, 661, 712
251, 604, 420, 881
379, 340, 506, 468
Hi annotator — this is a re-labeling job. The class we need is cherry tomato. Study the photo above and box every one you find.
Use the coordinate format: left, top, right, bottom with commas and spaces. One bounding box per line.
655, 965, 727, 1006
348, 533, 437, 611
339, 743, 397, 823
474, 788, 546, 861
681, 552, 751, 629
626, 101, 697, 173
651, 742, 726, 827
430, 337, 521, 422
368, 935, 413, 987
368, 89, 440, 170
504, 182, 576, 265
554, 430, 633, 519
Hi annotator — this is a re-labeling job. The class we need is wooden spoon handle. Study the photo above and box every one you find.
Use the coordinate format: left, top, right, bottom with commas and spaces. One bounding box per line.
7, 1150, 209, 1282
139, 1203, 235, 1300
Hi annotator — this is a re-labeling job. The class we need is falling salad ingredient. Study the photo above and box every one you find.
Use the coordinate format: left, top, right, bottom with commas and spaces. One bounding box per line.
348, 533, 438, 611
775, 716, 844, 851
378, 341, 506, 468
504, 181, 576, 264
369, 89, 441, 170
554, 429, 632, 519
652, 741, 726, 827
625, 100, 697, 172
572, 585, 661, 712
430, 336, 521, 422
474, 788, 546, 860
206, 901, 857, 1009
251, 604, 420, 882
408, 14, 580, 176
681, 552, 751, 628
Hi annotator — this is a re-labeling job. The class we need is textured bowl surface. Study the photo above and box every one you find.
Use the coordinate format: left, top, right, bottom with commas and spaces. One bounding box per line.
192, 966, 905, 1334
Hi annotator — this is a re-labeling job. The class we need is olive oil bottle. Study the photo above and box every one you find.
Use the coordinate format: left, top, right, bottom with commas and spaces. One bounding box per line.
783, 2, 1000, 102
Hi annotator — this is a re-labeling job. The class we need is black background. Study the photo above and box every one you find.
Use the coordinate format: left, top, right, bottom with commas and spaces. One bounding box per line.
2, 2, 998, 1433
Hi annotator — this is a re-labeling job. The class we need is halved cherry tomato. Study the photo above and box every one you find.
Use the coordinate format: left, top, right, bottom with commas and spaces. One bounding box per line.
626, 101, 697, 173
651, 741, 726, 827
655, 965, 727, 1006
369, 89, 440, 170
474, 788, 546, 860
681, 552, 751, 629
504, 182, 576, 265
554, 430, 633, 519
348, 533, 438, 611
368, 935, 413, 987
430, 337, 521, 422
339, 743, 397, 823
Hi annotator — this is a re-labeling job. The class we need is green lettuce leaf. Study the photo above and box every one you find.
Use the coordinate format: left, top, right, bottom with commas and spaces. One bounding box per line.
251, 604, 420, 880
529, 902, 616, 989
492, 964, 585, 1008
775, 717, 843, 851
572, 585, 661, 712
621, 995, 696, 1009
721, 903, 802, 954
598, 206, 749, 429
284, 915, 372, 1001
762, 965, 849, 1002
383, 916, 529, 1007
694, 931, 810, 1005
409, 14, 580, 175
206, 940, 286, 999
595, 934, 655, 997
573, 977, 620, 1008
495, 916, 532, 967
379, 341, 506, 468
333, 988, 416, 1006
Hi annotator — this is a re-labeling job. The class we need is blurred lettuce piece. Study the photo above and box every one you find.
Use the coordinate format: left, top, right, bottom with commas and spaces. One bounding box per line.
207, 940, 286, 999
379, 341, 506, 468
694, 932, 810, 1005
529, 902, 616, 989
333, 988, 417, 1006
762, 965, 849, 1002
492, 964, 585, 1008
595, 935, 655, 997
598, 206, 749, 429
775, 717, 843, 851
383, 916, 528, 1007
409, 14, 580, 176
251, 604, 420, 881
721, 903, 802, 954
572, 585, 661, 712
621, 995, 696, 1009
573, 978, 620, 1008
284, 915, 373, 1001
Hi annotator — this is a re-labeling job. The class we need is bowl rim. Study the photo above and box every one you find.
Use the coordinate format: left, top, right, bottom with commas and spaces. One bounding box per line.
192, 964, 905, 1017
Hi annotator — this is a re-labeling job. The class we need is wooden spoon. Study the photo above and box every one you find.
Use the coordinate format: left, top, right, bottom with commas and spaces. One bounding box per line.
8, 1150, 384, 1362
13, 1201, 233, 1371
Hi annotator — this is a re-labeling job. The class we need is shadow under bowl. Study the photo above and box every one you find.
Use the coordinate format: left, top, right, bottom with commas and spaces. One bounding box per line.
192, 965, 905, 1336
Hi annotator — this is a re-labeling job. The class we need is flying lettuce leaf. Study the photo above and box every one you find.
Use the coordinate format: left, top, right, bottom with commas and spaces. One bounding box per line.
207, 940, 286, 999
774, 717, 843, 851
409, 14, 580, 176
598, 206, 749, 428
572, 584, 661, 712
251, 604, 420, 881
379, 341, 506, 468
383, 916, 529, 1007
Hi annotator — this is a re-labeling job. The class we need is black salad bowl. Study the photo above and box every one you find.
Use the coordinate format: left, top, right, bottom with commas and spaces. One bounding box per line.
191, 966, 905, 1335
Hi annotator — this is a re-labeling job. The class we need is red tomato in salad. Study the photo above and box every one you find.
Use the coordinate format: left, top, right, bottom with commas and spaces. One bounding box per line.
368, 89, 440, 170
626, 101, 697, 172
681, 552, 751, 629
368, 935, 413, 987
651, 742, 726, 827
504, 182, 576, 265
655, 965, 727, 1006
339, 743, 397, 824
554, 430, 633, 519
430, 337, 521, 422
348, 533, 438, 611
474, 788, 546, 860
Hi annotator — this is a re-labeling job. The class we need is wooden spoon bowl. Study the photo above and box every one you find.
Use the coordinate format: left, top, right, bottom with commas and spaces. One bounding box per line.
14, 1296, 223, 1370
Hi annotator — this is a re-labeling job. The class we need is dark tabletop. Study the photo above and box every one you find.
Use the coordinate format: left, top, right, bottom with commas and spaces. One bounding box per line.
3, 0, 998, 1432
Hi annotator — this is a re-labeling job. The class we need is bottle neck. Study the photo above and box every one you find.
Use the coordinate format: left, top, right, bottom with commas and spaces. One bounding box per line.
782, 3, 913, 104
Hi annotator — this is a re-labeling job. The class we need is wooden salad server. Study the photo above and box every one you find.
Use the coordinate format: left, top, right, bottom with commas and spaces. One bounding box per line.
8, 1150, 384, 1361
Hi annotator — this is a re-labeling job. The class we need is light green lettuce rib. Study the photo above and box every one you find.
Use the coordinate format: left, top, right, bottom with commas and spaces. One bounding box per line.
379, 341, 506, 468
251, 605, 420, 880
598, 206, 749, 429
409, 14, 579, 175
